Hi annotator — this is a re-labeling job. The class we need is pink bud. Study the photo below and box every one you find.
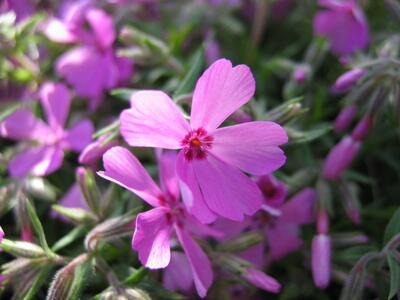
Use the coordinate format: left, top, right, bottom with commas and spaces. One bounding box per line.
332, 68, 366, 93
0, 226, 4, 242
293, 66, 309, 83
243, 268, 281, 293
334, 105, 357, 133
21, 226, 34, 242
351, 114, 373, 141
311, 234, 331, 289
317, 210, 329, 234
323, 136, 361, 180
79, 134, 118, 165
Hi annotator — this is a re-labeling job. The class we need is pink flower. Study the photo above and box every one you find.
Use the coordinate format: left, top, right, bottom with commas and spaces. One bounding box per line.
0, 82, 93, 178
44, 5, 133, 110
311, 234, 331, 289
313, 0, 369, 56
2, 0, 34, 22
51, 183, 88, 222
334, 105, 357, 133
99, 147, 220, 298
120, 59, 288, 223
322, 136, 361, 180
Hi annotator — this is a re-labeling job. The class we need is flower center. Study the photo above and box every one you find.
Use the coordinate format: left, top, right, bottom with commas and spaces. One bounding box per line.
181, 128, 213, 160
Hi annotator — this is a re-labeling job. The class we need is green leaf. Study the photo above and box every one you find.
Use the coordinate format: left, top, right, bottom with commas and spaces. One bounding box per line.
287, 123, 332, 144
124, 267, 148, 285
68, 258, 92, 300
384, 207, 400, 245
51, 226, 87, 253
387, 253, 400, 299
25, 198, 52, 256
173, 48, 204, 98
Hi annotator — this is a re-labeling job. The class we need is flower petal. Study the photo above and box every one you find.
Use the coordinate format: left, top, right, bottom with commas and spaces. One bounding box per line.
176, 226, 213, 298
120, 91, 190, 149
0, 109, 52, 142
39, 82, 71, 131
163, 252, 194, 293
9, 146, 64, 178
43, 18, 78, 43
192, 154, 263, 221
98, 146, 162, 207
176, 151, 217, 224
85, 8, 116, 49
191, 59, 255, 131
280, 188, 316, 225
132, 207, 172, 269
158, 151, 180, 201
211, 121, 288, 175
266, 222, 303, 261
63, 119, 94, 152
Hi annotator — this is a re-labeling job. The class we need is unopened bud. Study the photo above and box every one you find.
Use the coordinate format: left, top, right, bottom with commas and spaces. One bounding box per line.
332, 68, 366, 93
0, 239, 45, 258
339, 181, 361, 224
100, 288, 151, 300
51, 205, 97, 225
351, 114, 373, 141
292, 65, 310, 83
323, 136, 361, 180
243, 268, 281, 294
23, 177, 57, 201
311, 234, 331, 289
77, 167, 101, 217
331, 233, 368, 247
79, 134, 119, 166
334, 105, 357, 133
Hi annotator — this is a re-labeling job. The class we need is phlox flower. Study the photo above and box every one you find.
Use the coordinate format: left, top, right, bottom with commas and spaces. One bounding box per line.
99, 147, 221, 298
313, 0, 369, 57
120, 59, 288, 223
0, 82, 93, 178
44, 3, 132, 110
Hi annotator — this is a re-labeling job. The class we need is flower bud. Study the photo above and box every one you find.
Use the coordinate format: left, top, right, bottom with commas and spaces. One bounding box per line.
351, 114, 373, 141
0, 226, 4, 242
218, 231, 264, 253
292, 65, 310, 83
334, 105, 357, 133
332, 68, 366, 93
76, 167, 101, 216
311, 234, 331, 289
23, 177, 57, 201
316, 209, 329, 234
228, 109, 252, 123
0, 239, 45, 258
323, 136, 361, 180
243, 268, 281, 293
331, 233, 368, 247
51, 205, 97, 225
79, 134, 118, 166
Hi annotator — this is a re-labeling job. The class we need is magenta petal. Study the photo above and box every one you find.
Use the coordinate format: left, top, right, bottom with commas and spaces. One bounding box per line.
78, 134, 118, 165
158, 151, 180, 200
266, 222, 303, 260
280, 188, 316, 225
243, 268, 281, 293
191, 59, 255, 131
98, 146, 162, 207
0, 109, 53, 142
39, 82, 71, 131
63, 119, 94, 152
132, 207, 172, 269
192, 154, 263, 221
176, 226, 213, 298
240, 243, 265, 269
163, 252, 194, 293
211, 121, 288, 175
176, 152, 217, 224
9, 146, 64, 178
56, 46, 108, 101
120, 91, 190, 149
85, 8, 116, 49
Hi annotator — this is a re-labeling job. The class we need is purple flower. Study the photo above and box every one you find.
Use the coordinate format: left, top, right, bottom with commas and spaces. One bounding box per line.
99, 147, 220, 298
44, 5, 133, 110
2, 0, 34, 22
351, 113, 373, 141
79, 133, 119, 165
332, 68, 367, 93
0, 82, 93, 178
313, 0, 369, 56
311, 234, 331, 289
120, 59, 288, 223
322, 136, 361, 180
243, 268, 281, 294
334, 105, 357, 133
163, 252, 195, 294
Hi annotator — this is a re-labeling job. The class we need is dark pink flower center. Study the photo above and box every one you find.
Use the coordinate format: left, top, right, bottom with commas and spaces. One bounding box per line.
181, 128, 213, 160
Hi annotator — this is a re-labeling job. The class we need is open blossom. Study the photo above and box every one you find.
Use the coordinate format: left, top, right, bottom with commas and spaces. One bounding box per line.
313, 0, 369, 56
99, 147, 221, 297
44, 4, 133, 110
120, 59, 288, 223
0, 82, 93, 178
